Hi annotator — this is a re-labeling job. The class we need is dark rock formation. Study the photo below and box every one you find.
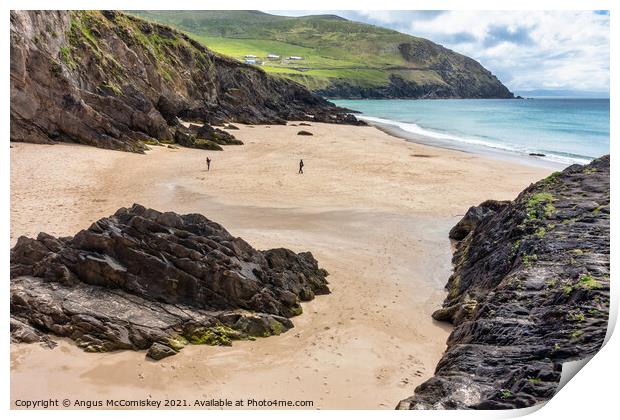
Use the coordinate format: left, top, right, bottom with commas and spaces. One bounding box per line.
10, 204, 330, 359
316, 53, 514, 99
172, 123, 245, 150
399, 156, 610, 409
316, 47, 515, 100
448, 200, 510, 241
147, 342, 179, 360
297, 130, 313, 136
10, 11, 362, 153
392, 42, 513, 99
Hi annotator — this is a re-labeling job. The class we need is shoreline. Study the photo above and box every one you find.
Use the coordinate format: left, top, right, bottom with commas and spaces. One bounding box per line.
363, 119, 568, 171
10, 122, 554, 409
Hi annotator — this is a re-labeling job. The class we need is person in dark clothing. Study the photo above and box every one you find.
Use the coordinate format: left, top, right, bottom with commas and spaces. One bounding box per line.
206, 157, 211, 171
298, 159, 304, 174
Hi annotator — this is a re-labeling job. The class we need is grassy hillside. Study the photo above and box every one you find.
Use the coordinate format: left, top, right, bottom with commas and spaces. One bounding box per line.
129, 10, 513, 99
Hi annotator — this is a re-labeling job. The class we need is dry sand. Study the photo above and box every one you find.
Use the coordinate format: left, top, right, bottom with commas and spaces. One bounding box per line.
10, 123, 552, 409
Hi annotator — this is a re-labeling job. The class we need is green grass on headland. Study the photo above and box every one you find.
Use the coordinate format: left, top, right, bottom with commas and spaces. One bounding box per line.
128, 10, 510, 97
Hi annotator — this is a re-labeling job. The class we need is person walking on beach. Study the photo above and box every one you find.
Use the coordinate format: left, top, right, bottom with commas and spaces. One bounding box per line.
298, 159, 304, 174
206, 156, 211, 171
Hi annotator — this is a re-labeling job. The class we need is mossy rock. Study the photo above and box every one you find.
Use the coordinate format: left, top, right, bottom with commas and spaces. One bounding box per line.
298, 288, 315, 301
209, 136, 244, 146
193, 138, 223, 150
432, 305, 458, 323
142, 138, 160, 146
264, 320, 284, 337
165, 335, 189, 351
84, 344, 106, 353
232, 314, 292, 338
578, 274, 601, 290
526, 192, 555, 219
220, 138, 244, 145
185, 324, 242, 346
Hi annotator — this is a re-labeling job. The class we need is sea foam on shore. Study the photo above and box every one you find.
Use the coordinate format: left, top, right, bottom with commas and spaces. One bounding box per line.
334, 98, 609, 167
359, 115, 591, 167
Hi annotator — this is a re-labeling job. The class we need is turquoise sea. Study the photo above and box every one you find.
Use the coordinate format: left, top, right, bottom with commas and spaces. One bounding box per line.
332, 99, 610, 165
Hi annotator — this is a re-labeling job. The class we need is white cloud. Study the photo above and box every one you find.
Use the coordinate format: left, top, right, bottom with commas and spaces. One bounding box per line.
368, 10, 610, 92
269, 10, 610, 92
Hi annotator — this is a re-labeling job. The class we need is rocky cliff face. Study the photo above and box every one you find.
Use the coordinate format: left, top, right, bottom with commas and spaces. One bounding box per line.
316, 49, 514, 100
10, 11, 361, 152
10, 204, 330, 359
399, 156, 610, 409
314, 41, 514, 99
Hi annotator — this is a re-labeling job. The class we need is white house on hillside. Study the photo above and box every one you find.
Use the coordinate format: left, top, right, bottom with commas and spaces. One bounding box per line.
244, 54, 257, 59
266, 54, 280, 59
288, 56, 304, 60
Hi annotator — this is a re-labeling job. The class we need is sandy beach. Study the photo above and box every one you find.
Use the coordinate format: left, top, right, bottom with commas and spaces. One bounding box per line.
10, 122, 552, 409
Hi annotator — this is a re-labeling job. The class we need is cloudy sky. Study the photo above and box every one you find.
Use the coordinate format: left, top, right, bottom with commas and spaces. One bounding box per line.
269, 10, 610, 94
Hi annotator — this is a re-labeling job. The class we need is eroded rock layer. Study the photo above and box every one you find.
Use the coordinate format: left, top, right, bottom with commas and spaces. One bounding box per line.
10, 204, 330, 358
399, 156, 610, 409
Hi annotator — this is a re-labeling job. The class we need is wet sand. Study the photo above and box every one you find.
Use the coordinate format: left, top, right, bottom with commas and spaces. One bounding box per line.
10, 122, 552, 409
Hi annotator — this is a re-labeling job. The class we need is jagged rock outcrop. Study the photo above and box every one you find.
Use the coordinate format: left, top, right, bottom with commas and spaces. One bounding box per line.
10, 204, 330, 359
10, 11, 362, 153
399, 156, 610, 409
174, 123, 244, 150
448, 200, 510, 241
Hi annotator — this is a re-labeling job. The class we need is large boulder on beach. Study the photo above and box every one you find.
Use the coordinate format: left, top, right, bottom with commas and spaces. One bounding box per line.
399, 156, 610, 410
147, 342, 179, 360
187, 123, 244, 145
10, 204, 330, 358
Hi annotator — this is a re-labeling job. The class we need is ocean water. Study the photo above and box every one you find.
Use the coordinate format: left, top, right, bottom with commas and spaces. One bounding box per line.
332, 99, 610, 165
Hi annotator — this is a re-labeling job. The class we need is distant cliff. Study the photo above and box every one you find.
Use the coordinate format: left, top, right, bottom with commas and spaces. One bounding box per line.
131, 10, 514, 100
10, 11, 361, 152
315, 42, 514, 99
399, 156, 610, 409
